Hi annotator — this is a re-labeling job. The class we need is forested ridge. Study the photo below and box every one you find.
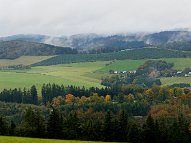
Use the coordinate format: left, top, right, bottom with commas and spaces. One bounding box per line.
0, 40, 77, 59
33, 47, 191, 66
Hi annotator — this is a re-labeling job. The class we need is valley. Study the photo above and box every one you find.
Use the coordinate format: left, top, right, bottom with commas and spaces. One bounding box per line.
0, 57, 191, 95
1, 1, 191, 142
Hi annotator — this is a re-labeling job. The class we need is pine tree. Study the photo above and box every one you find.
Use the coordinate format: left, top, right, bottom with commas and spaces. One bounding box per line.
47, 108, 63, 139
142, 114, 156, 143
18, 107, 45, 138
118, 109, 128, 141
0, 116, 8, 135
103, 111, 113, 141
63, 112, 80, 140
128, 123, 141, 143
9, 120, 16, 136
41, 84, 47, 105
169, 114, 191, 143
30, 85, 38, 104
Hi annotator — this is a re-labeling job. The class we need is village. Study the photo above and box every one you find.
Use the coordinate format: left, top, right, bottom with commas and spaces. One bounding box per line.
110, 69, 191, 77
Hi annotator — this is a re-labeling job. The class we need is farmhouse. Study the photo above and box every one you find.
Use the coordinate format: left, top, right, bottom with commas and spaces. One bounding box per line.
177, 71, 182, 74
129, 70, 136, 74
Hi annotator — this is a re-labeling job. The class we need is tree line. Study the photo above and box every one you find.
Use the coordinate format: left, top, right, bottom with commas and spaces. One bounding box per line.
0, 108, 191, 143
0, 85, 38, 104
1, 83, 191, 117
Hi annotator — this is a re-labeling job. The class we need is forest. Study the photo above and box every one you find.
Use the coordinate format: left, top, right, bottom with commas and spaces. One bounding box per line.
0, 82, 191, 142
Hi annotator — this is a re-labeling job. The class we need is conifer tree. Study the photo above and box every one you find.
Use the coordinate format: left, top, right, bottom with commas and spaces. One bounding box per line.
31, 85, 38, 104
47, 108, 63, 139
118, 109, 128, 141
103, 111, 113, 141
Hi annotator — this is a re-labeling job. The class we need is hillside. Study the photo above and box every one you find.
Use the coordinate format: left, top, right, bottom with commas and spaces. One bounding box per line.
0, 56, 52, 67
33, 47, 191, 66
0, 40, 77, 59
0, 34, 48, 43
143, 31, 191, 45
2, 31, 191, 52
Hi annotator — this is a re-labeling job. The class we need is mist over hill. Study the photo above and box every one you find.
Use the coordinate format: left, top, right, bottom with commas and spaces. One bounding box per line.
1, 31, 191, 52
1, 30, 191, 59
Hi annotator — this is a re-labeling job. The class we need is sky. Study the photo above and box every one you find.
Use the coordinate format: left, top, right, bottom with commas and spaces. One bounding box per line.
0, 0, 191, 36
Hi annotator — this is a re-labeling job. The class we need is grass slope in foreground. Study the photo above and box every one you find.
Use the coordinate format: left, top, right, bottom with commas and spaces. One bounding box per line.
0, 136, 114, 143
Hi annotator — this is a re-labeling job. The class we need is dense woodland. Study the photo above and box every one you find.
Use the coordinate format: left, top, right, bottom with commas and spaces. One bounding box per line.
1, 107, 191, 143
0, 82, 191, 142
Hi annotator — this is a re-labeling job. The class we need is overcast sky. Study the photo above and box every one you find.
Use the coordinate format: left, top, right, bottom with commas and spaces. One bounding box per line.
0, 0, 191, 36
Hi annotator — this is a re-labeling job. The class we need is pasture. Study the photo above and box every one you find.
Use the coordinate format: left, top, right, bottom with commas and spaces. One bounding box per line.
0, 56, 52, 67
97, 58, 191, 73
0, 58, 191, 94
0, 61, 108, 94
161, 77, 191, 86
0, 136, 113, 143
97, 59, 146, 73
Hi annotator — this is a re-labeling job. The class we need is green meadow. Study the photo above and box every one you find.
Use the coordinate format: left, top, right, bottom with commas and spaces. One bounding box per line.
0, 136, 114, 143
161, 77, 191, 86
0, 58, 191, 94
97, 58, 191, 72
0, 61, 109, 93
97, 59, 146, 73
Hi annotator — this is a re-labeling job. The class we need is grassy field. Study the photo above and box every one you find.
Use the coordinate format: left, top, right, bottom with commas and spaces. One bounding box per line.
161, 77, 191, 86
162, 58, 191, 70
0, 136, 113, 143
0, 58, 191, 94
97, 59, 146, 73
97, 58, 191, 73
0, 61, 109, 94
0, 56, 52, 67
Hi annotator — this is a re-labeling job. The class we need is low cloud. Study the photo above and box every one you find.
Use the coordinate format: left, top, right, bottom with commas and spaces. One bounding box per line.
0, 0, 191, 36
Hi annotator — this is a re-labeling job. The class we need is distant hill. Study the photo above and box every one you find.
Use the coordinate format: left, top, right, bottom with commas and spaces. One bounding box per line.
0, 34, 48, 43
1, 31, 191, 52
159, 41, 191, 51
143, 31, 191, 45
0, 40, 77, 59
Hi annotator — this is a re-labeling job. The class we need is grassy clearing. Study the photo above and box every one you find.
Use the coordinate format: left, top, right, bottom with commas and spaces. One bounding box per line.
162, 58, 191, 70
97, 60, 146, 73
0, 136, 112, 143
161, 77, 191, 86
97, 58, 191, 73
0, 56, 52, 67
